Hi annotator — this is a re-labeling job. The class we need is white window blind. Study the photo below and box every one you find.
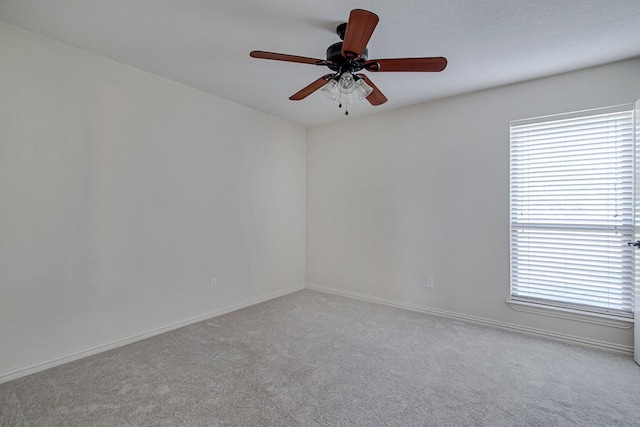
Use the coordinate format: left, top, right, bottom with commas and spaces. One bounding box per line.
510, 105, 634, 318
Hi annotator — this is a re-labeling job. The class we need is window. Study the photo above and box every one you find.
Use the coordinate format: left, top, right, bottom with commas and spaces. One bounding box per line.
510, 105, 634, 319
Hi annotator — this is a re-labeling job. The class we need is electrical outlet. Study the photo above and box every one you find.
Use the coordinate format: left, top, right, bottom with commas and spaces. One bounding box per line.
426, 277, 434, 289
210, 278, 217, 290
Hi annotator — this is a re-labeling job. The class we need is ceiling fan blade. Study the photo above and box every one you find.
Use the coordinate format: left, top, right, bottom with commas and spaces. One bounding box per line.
356, 74, 387, 106
289, 74, 332, 100
250, 50, 326, 65
365, 57, 448, 72
341, 9, 379, 59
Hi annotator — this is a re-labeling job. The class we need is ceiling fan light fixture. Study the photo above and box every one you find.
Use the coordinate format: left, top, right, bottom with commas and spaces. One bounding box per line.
355, 78, 373, 100
321, 79, 338, 100
340, 91, 355, 105
337, 71, 356, 94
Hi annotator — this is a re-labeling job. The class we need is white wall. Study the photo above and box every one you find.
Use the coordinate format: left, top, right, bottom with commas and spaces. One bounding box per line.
307, 58, 640, 351
0, 22, 306, 379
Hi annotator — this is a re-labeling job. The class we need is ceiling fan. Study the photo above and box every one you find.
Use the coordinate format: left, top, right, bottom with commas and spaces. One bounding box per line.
250, 9, 447, 114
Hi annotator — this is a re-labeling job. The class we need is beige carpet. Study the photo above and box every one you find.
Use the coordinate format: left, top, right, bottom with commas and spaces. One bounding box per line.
1, 289, 639, 426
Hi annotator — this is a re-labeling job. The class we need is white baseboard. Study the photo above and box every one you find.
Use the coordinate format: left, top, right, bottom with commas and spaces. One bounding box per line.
0, 285, 304, 385
3, 283, 631, 384
305, 283, 634, 356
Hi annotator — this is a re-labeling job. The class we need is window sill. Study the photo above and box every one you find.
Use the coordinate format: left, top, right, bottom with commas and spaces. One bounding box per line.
505, 299, 633, 329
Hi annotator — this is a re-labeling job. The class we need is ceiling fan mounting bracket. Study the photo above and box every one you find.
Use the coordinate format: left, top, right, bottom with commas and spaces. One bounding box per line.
336, 23, 347, 40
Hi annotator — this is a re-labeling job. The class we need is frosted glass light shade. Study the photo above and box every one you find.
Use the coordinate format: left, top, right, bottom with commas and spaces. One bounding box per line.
337, 72, 356, 94
321, 79, 338, 100
340, 92, 355, 105
355, 79, 373, 100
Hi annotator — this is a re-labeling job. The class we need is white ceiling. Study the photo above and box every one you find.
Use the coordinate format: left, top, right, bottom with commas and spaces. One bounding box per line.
1, 0, 640, 127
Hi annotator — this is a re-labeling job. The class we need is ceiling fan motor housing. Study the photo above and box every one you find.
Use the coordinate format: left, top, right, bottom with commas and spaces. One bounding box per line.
326, 42, 368, 72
